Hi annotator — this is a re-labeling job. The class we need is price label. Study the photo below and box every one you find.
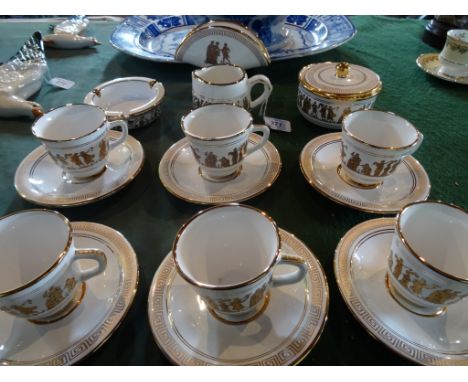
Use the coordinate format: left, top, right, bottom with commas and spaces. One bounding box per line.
264, 116, 292, 133
47, 77, 75, 90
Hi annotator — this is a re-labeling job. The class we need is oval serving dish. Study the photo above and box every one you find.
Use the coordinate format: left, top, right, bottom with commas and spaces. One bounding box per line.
84, 77, 165, 130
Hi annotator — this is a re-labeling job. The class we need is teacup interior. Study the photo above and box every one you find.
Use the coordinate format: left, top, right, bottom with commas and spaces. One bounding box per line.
183, 105, 251, 139
175, 206, 279, 287
195, 65, 245, 84
91, 80, 159, 114
400, 203, 468, 280
345, 110, 418, 148
32, 104, 105, 141
0, 211, 70, 293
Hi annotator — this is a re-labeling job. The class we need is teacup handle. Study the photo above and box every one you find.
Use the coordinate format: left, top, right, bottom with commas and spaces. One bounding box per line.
72, 249, 107, 282
107, 120, 128, 151
245, 124, 270, 157
248, 74, 273, 109
271, 251, 308, 288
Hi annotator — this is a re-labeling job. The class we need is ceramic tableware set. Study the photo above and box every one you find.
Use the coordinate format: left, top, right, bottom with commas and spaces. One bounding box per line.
1, 17, 467, 366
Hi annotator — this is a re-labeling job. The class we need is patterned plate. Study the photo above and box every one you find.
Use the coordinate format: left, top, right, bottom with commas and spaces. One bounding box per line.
148, 228, 329, 365
15, 131, 144, 207
158, 134, 281, 204
300, 133, 431, 214
334, 218, 468, 365
0, 222, 138, 365
110, 15, 356, 63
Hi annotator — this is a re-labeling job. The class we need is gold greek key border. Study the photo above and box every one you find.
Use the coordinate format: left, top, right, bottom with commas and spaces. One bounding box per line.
333, 218, 468, 365
14, 131, 144, 207
299, 133, 430, 214
158, 134, 281, 204
148, 228, 329, 365
1, 222, 138, 365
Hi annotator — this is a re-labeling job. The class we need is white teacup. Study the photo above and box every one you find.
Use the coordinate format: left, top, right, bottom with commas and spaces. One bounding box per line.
340, 110, 423, 188
387, 201, 468, 317
32, 104, 128, 181
172, 204, 308, 323
181, 104, 270, 181
439, 29, 468, 77
0, 209, 107, 323
192, 64, 272, 111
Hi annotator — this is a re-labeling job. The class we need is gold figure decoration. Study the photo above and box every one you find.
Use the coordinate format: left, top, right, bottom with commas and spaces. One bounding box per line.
191, 147, 201, 162
221, 43, 231, 64
389, 252, 461, 305
1, 300, 39, 316
448, 40, 468, 55
339, 107, 352, 123
79, 150, 95, 166
360, 163, 372, 176
69, 153, 85, 167
65, 277, 77, 292
346, 152, 361, 172
373, 160, 387, 177
43, 286, 65, 310
52, 147, 98, 168
98, 140, 107, 161
204, 152, 218, 168
249, 284, 267, 308
220, 157, 230, 167
205, 41, 230, 65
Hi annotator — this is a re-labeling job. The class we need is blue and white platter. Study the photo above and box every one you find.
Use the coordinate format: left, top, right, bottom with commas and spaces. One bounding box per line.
109, 15, 357, 63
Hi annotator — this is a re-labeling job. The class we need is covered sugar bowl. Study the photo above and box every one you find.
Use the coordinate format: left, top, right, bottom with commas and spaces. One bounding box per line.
297, 62, 382, 129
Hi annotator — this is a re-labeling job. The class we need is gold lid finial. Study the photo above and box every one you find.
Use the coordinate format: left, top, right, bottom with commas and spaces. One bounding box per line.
336, 62, 350, 78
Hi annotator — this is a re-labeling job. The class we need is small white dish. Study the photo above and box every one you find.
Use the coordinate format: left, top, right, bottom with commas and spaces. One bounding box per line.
0, 221, 138, 365
15, 131, 144, 207
148, 228, 329, 365
158, 134, 281, 204
416, 53, 468, 85
300, 133, 430, 214
334, 218, 468, 365
84, 77, 165, 129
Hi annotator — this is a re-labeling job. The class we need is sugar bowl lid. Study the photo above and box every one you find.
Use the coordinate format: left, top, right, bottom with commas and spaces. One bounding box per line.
299, 62, 382, 101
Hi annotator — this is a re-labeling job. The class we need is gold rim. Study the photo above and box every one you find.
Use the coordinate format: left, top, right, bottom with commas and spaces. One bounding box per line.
298, 62, 382, 101
181, 104, 253, 141
149, 228, 329, 365
176, 20, 271, 65
299, 133, 431, 214
0, 209, 73, 297
396, 200, 468, 284
172, 203, 282, 290
32, 104, 107, 143
14, 131, 145, 208
342, 109, 422, 151
84, 77, 165, 118
192, 64, 246, 86
158, 135, 281, 205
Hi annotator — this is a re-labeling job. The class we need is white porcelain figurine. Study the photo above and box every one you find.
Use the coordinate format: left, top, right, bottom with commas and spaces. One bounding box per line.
0, 31, 47, 119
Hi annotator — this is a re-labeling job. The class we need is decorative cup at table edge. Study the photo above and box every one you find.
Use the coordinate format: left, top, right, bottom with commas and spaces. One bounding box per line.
438, 29, 468, 77
192, 64, 272, 111
84, 77, 165, 130
0, 209, 107, 323
32, 103, 128, 182
297, 62, 382, 130
339, 109, 423, 189
181, 104, 270, 182
386, 201, 468, 317
172, 203, 309, 323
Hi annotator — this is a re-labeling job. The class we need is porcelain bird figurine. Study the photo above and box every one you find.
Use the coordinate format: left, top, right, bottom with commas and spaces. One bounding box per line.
43, 16, 101, 49
0, 31, 46, 119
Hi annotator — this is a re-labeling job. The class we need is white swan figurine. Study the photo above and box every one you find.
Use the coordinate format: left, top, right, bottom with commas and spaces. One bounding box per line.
44, 16, 100, 49
0, 31, 47, 119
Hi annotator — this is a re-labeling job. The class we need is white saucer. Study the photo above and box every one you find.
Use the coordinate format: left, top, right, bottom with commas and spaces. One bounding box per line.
334, 218, 468, 365
158, 134, 281, 204
148, 228, 329, 365
0, 222, 138, 365
300, 133, 431, 214
15, 131, 144, 207
416, 53, 468, 85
